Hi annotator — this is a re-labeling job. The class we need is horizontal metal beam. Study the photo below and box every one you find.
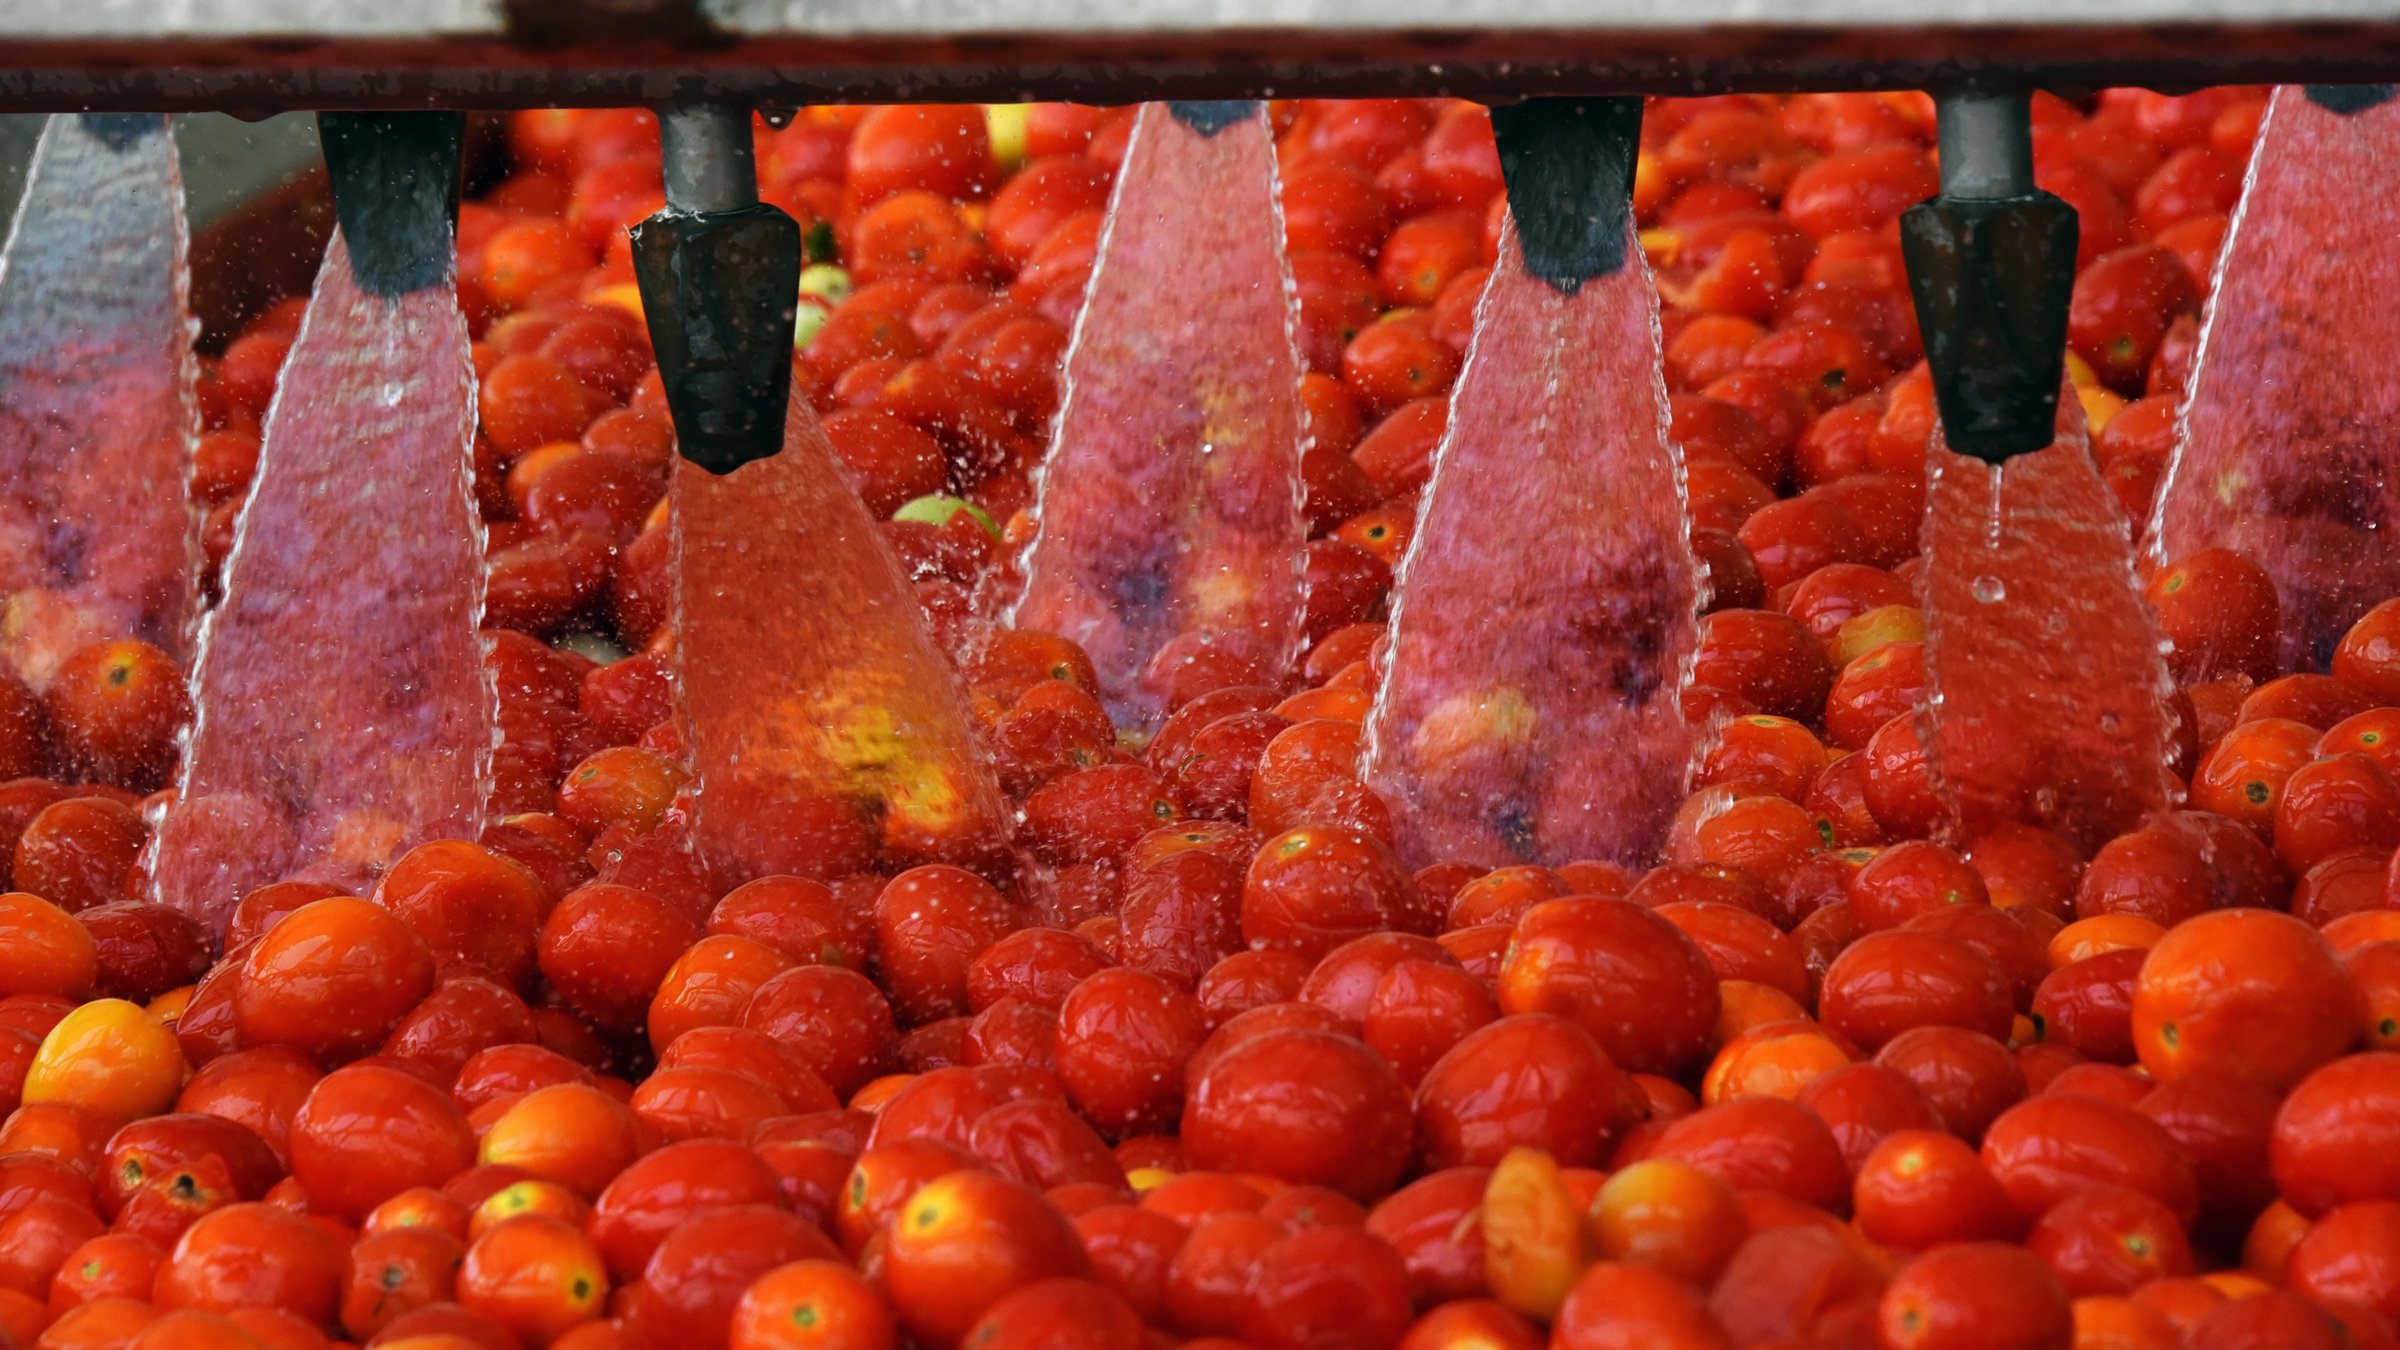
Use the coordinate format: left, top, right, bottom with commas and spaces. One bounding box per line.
4, 0, 2400, 111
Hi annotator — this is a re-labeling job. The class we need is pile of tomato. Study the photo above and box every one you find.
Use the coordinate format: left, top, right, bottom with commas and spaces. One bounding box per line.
0, 85, 2392, 1350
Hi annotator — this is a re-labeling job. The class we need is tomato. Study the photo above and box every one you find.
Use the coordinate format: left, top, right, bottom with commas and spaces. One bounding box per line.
624, 1205, 839, 1350
726, 1258, 895, 1350
1415, 1015, 1624, 1170
1183, 1028, 1409, 1202
1236, 1224, 1411, 1350
1552, 1261, 1733, 1350
154, 1201, 343, 1325
457, 1213, 611, 1346
1875, 1026, 2027, 1143
43, 641, 188, 791
2132, 908, 2362, 1090
848, 105, 995, 206
1497, 898, 1719, 1077
288, 1063, 477, 1223
371, 841, 549, 988
879, 1169, 1085, 1346
480, 1083, 644, 1199
647, 934, 795, 1056
1585, 1158, 1746, 1284
1983, 1092, 2199, 1225
342, 1225, 467, 1341
1878, 1242, 2072, 1350
525, 885, 692, 1033
0, 892, 98, 999
15, 797, 144, 914
1820, 929, 2014, 1049
2144, 550, 2281, 682
23, 998, 184, 1124
1048, 968, 1203, 1140
235, 897, 437, 1062
1791, 1060, 1938, 1176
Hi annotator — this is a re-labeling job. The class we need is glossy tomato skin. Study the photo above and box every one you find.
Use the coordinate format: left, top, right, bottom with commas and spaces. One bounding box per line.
1362, 957, 1499, 1086
624, 1204, 840, 1350
540, 883, 700, 1032
340, 1225, 466, 1341
967, 1097, 1122, 1192
880, 1169, 1088, 1348
1497, 898, 1720, 1077
1235, 1224, 1413, 1350
1981, 1093, 2200, 1226
101, 1114, 281, 1218
2136, 1069, 2280, 1247
1182, 1028, 1411, 1202
2025, 1184, 2196, 1297
959, 1275, 1145, 1350
234, 897, 437, 1062
1853, 1128, 2021, 1250
743, 963, 901, 1102
1241, 826, 1433, 962
2132, 908, 2363, 1091
875, 866, 1019, 1023
1877, 1241, 2072, 1350
588, 1138, 785, 1281
1589, 1158, 1747, 1285
286, 1063, 477, 1224
1819, 929, 2014, 1050
1054, 968, 1206, 1138
835, 1138, 980, 1258
1364, 1167, 1491, 1306
1414, 1014, 1626, 1170
1072, 1202, 1187, 1325
1875, 1026, 2027, 1143
1795, 1060, 1941, 1173
725, 1257, 896, 1350
152, 1201, 344, 1326
2272, 1052, 2400, 1216
1639, 1097, 1849, 1214
1553, 1260, 1735, 1350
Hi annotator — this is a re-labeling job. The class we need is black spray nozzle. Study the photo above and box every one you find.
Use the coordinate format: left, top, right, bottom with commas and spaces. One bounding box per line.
76, 113, 165, 151
2307, 85, 2399, 115
1491, 96, 1643, 296
1168, 102, 1256, 135
318, 111, 466, 299
632, 103, 800, 475
1900, 91, 2078, 464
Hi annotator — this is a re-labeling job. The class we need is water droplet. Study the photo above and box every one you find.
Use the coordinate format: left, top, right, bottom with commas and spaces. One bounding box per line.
380, 380, 404, 406
1971, 575, 2006, 603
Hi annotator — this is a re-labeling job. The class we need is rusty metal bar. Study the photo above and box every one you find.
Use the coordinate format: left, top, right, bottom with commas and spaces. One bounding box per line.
3, 0, 2400, 110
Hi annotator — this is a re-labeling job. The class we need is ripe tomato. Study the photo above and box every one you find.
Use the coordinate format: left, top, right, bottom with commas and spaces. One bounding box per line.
1183, 1028, 1410, 1201
728, 1258, 896, 1350
457, 1213, 611, 1346
234, 897, 436, 1061
880, 1169, 1086, 1346
2131, 908, 2362, 1089
1877, 1242, 2072, 1350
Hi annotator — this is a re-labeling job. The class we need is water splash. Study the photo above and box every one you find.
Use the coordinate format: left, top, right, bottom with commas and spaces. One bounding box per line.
1009, 102, 1310, 733
0, 114, 200, 690
2145, 85, 2400, 672
150, 231, 495, 933
1364, 214, 1702, 870
1922, 387, 2178, 850
673, 386, 1009, 887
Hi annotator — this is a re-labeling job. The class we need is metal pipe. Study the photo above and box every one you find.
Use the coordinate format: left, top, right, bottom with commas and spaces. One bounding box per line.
1935, 91, 2036, 201
660, 102, 756, 214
